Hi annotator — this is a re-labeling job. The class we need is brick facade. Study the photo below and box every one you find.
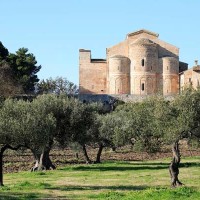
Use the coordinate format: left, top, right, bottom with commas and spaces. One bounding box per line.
79, 50, 107, 94
180, 65, 200, 90
79, 29, 194, 96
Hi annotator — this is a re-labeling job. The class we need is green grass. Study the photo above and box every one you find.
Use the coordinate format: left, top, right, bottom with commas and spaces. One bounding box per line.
1, 157, 200, 199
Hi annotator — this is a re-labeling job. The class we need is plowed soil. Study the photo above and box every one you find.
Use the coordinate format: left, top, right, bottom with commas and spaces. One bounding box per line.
3, 143, 200, 173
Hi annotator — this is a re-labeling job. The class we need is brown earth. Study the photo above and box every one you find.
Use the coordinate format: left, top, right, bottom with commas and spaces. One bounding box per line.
3, 142, 200, 174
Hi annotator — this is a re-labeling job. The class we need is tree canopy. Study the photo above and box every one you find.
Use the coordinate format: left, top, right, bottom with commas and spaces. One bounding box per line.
0, 42, 8, 62
0, 97, 56, 185
8, 48, 41, 93
36, 77, 78, 95
1, 88, 200, 187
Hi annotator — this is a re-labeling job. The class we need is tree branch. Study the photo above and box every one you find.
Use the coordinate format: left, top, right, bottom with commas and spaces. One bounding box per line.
0, 144, 23, 154
188, 130, 200, 139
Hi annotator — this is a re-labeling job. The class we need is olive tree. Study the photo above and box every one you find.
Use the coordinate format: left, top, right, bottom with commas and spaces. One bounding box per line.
112, 97, 167, 153
165, 88, 200, 187
68, 102, 100, 163
30, 94, 75, 171
0, 98, 56, 186
94, 111, 125, 163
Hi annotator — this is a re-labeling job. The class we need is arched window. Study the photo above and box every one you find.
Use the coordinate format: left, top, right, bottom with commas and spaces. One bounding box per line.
141, 59, 145, 67
141, 83, 145, 91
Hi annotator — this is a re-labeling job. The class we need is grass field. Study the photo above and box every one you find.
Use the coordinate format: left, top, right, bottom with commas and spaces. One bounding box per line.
1, 156, 200, 200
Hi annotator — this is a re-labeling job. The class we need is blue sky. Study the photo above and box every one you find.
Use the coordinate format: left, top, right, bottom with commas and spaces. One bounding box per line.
1, 0, 200, 85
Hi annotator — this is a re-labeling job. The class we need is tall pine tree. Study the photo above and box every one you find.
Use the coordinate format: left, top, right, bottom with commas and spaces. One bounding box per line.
8, 48, 41, 93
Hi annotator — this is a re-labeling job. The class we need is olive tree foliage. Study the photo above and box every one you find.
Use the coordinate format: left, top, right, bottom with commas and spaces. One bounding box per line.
103, 94, 199, 187
87, 96, 168, 163
64, 100, 118, 164
0, 98, 56, 186
93, 111, 126, 163
30, 94, 77, 171
99, 109, 128, 147
169, 88, 200, 140
164, 88, 200, 187
67, 101, 103, 164
112, 97, 167, 153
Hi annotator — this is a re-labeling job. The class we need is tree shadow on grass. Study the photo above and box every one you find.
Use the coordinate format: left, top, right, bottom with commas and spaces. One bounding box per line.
70, 165, 168, 172
47, 184, 148, 192
59, 161, 200, 172
180, 162, 200, 168
0, 185, 149, 199
0, 192, 42, 200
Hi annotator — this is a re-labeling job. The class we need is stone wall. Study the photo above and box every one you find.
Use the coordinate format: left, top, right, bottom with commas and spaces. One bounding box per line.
79, 49, 107, 94
180, 67, 200, 90
129, 39, 158, 95
155, 39, 179, 58
107, 40, 129, 58
108, 55, 130, 94
79, 94, 176, 103
162, 57, 179, 95
79, 29, 183, 97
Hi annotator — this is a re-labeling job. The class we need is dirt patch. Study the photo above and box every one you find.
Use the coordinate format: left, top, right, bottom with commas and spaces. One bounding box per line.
3, 144, 200, 173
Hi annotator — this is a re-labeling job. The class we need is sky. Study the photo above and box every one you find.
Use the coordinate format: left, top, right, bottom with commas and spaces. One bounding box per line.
1, 0, 200, 85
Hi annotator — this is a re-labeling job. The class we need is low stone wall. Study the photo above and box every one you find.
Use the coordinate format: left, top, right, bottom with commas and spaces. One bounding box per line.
78, 94, 176, 103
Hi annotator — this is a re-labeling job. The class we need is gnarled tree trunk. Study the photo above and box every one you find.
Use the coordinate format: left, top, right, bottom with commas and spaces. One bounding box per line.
31, 151, 40, 171
169, 141, 183, 187
31, 148, 56, 171
0, 144, 22, 186
31, 140, 55, 171
95, 143, 103, 163
38, 147, 56, 170
0, 152, 3, 186
82, 144, 92, 164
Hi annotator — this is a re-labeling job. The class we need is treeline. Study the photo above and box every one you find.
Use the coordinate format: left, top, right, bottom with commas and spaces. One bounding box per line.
1, 88, 200, 187
0, 42, 41, 95
0, 41, 77, 96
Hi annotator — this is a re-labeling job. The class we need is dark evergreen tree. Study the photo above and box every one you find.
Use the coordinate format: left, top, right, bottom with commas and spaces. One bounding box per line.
8, 48, 41, 93
0, 42, 9, 61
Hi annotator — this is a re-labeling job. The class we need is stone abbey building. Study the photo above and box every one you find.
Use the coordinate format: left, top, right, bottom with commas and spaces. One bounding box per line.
79, 29, 199, 97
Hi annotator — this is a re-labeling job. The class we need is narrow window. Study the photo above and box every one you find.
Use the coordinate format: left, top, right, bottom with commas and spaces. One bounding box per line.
197, 80, 199, 86
141, 59, 145, 67
189, 78, 191, 83
141, 83, 145, 91
167, 66, 168, 70
118, 66, 119, 71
